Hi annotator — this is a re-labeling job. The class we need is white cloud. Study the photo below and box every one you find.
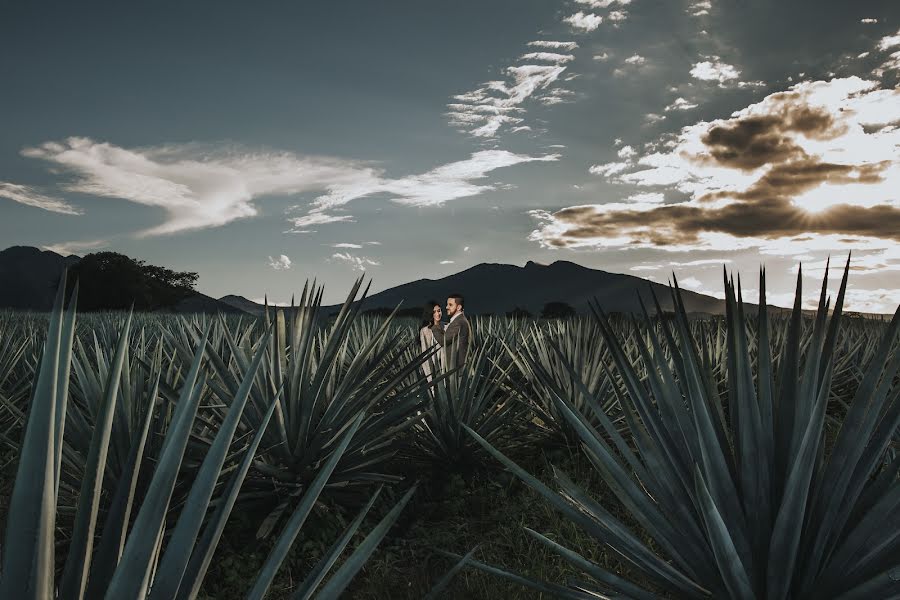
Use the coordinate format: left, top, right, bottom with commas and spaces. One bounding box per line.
644, 113, 666, 124
874, 51, 900, 77
307, 150, 558, 218
448, 64, 569, 137
617, 145, 637, 159
527, 40, 578, 51
564, 12, 603, 33
23, 138, 556, 236
464, 246, 470, 252
574, 0, 631, 7
624, 55, 646, 65
331, 252, 380, 272
250, 297, 292, 307
860, 18, 878, 24
0, 182, 82, 215
440, 260, 455, 265
665, 97, 700, 111
287, 212, 354, 231
690, 58, 741, 84
589, 161, 631, 176
267, 254, 292, 270
876, 28, 900, 51
688, 0, 712, 16
607, 10, 628, 23
23, 137, 375, 236
520, 52, 575, 64
593, 52, 610, 61
332, 242, 363, 248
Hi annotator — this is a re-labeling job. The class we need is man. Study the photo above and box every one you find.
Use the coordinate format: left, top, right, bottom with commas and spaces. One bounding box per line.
444, 293, 471, 369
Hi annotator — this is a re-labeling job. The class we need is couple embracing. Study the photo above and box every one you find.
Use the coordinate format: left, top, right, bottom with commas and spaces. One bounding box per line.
418, 293, 471, 379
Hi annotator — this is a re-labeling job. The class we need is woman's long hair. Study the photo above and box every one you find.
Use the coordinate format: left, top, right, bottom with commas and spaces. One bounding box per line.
421, 300, 439, 328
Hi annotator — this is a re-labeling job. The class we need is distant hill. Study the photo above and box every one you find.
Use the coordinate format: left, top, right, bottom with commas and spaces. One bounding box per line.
0, 246, 244, 314
326, 260, 728, 316
222, 260, 730, 317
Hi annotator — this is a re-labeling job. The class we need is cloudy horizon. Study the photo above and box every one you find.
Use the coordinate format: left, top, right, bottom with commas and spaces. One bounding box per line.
1, 1, 898, 312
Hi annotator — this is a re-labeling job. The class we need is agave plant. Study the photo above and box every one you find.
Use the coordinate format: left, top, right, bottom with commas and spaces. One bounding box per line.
510, 317, 623, 446
0, 277, 415, 599
159, 277, 430, 539
462, 259, 900, 599
410, 333, 528, 472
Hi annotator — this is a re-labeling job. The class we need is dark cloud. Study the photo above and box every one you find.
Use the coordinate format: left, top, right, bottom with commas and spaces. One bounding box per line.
697, 104, 845, 170
543, 196, 900, 247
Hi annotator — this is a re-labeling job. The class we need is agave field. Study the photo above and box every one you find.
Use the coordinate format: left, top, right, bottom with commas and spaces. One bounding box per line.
0, 263, 898, 599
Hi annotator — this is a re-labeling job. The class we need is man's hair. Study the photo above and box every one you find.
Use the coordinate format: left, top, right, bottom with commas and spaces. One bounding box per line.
448, 293, 464, 308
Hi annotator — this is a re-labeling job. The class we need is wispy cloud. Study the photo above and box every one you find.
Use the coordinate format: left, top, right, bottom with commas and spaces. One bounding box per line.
448, 59, 571, 137
267, 254, 292, 270
21, 138, 557, 237
440, 260, 455, 265
332, 242, 363, 249
573, 0, 631, 7
297, 150, 559, 228
527, 40, 578, 51
0, 181, 82, 215
331, 252, 380, 271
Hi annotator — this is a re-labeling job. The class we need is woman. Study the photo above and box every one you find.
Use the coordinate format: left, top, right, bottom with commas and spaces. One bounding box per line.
419, 300, 445, 381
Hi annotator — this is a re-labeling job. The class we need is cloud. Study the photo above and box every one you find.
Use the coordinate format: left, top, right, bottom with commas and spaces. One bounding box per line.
303, 150, 559, 225
267, 254, 292, 270
463, 246, 470, 252
593, 52, 610, 61
690, 58, 741, 85
440, 260, 455, 265
448, 62, 570, 137
574, 0, 631, 7
532, 77, 900, 258
876, 28, 900, 51
527, 40, 578, 51
564, 12, 603, 33
688, 0, 712, 16
331, 252, 380, 272
22, 138, 556, 236
624, 55, 646, 66
860, 18, 878, 24
0, 182, 83, 215
607, 10, 628, 24
332, 242, 363, 248
644, 113, 666, 125
520, 52, 575, 64
23, 137, 376, 236
617, 145, 637, 159
665, 97, 700, 111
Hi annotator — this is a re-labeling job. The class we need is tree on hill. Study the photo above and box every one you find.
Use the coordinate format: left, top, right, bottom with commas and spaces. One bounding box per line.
506, 307, 533, 319
540, 301, 576, 319
67, 252, 199, 311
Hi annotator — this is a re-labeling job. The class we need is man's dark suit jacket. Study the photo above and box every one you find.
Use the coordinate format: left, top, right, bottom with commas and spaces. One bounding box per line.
443, 312, 471, 369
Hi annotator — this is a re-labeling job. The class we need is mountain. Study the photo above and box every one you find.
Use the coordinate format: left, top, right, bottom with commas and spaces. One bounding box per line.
0, 246, 244, 314
0, 246, 80, 311
219, 295, 268, 315
222, 260, 730, 317
327, 260, 728, 316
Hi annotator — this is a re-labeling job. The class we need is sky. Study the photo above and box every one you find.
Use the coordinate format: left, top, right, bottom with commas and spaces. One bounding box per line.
1, 0, 899, 312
